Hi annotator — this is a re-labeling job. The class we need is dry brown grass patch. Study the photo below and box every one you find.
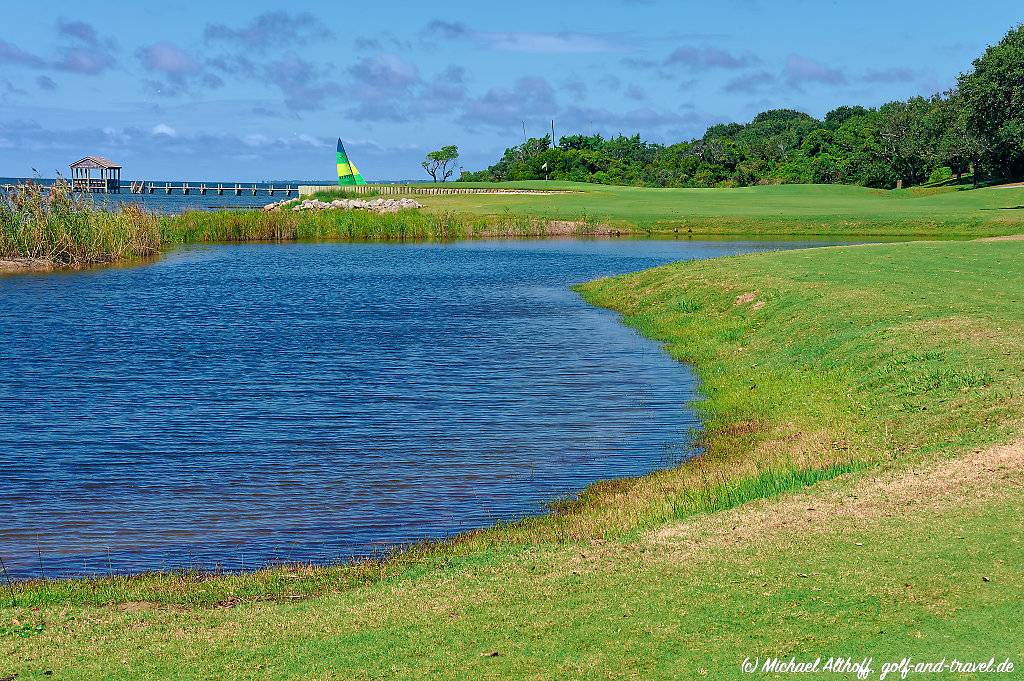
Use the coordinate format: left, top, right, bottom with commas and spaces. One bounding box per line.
902, 315, 1022, 353
650, 437, 1024, 557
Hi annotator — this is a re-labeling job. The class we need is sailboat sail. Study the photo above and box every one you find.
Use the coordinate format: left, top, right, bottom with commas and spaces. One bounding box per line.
337, 139, 367, 186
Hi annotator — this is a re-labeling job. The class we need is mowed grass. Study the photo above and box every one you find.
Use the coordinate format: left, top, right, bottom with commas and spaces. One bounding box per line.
416, 181, 1024, 236
4, 238, 1024, 679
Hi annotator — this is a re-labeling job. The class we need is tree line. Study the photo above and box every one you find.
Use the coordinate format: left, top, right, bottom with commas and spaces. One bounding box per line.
458, 25, 1024, 189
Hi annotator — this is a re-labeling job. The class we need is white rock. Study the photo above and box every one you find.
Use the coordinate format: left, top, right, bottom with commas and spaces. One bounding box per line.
277, 195, 424, 213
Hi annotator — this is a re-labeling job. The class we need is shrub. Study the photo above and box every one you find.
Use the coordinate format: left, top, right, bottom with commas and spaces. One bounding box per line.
928, 166, 954, 184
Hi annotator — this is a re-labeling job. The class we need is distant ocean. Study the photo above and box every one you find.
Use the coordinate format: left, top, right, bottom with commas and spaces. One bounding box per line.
0, 177, 419, 214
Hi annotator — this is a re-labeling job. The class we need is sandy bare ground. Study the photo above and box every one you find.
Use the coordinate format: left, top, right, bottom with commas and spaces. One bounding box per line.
542, 220, 623, 236
0, 258, 55, 274
466, 219, 625, 237
978, 234, 1024, 241
650, 438, 1024, 554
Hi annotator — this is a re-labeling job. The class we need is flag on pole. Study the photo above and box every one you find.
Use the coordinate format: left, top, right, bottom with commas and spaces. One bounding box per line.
337, 139, 367, 186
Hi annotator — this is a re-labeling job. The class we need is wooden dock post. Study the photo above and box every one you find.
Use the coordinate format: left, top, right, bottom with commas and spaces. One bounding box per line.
71, 179, 297, 196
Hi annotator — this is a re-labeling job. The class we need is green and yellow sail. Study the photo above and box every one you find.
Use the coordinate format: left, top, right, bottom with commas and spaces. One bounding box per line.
336, 138, 367, 186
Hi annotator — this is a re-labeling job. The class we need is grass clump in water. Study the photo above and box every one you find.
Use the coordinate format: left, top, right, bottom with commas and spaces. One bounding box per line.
0, 181, 159, 266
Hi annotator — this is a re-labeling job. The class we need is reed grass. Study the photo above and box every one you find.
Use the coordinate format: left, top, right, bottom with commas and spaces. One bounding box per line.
0, 186, 624, 273
159, 207, 585, 245
160, 208, 475, 243
0, 181, 159, 265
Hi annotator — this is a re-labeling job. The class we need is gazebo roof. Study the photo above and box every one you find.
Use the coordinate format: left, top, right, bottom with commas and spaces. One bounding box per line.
70, 155, 121, 169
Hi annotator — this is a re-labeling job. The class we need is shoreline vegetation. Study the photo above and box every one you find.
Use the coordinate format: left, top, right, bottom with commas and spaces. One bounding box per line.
0, 181, 159, 273
5, 237, 1024, 677
4, 180, 1024, 274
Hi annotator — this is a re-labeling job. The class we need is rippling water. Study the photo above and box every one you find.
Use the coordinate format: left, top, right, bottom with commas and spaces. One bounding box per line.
0, 238, 830, 577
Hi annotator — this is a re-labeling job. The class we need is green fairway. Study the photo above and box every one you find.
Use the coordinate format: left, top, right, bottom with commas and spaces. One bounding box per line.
5, 238, 1024, 679
414, 181, 1024, 237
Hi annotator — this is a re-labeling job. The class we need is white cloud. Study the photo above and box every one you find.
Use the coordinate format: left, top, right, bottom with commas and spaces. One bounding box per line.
152, 123, 177, 137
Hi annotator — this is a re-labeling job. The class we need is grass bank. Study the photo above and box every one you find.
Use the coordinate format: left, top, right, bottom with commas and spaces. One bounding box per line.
4, 238, 1023, 678
5, 182, 1024, 274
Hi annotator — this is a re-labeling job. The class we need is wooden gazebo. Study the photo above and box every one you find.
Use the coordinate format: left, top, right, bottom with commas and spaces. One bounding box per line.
70, 156, 122, 193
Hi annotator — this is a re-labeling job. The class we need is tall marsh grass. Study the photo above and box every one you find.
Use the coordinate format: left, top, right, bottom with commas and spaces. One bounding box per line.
2, 181, 622, 272
160, 208, 476, 243
0, 181, 159, 265
159, 208, 553, 244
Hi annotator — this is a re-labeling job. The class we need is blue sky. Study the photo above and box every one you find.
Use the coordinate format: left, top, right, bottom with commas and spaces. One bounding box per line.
0, 1, 1020, 181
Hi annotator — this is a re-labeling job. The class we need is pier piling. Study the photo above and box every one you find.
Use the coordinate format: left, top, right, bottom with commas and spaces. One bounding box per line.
121, 181, 297, 196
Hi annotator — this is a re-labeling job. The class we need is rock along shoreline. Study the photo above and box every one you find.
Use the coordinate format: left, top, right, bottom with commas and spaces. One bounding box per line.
264, 198, 424, 214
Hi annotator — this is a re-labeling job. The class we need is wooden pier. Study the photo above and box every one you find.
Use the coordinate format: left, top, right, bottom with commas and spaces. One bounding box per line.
127, 182, 298, 196
1, 181, 299, 197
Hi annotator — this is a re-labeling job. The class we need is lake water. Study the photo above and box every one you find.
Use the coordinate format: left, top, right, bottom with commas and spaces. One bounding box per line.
0, 239, 831, 578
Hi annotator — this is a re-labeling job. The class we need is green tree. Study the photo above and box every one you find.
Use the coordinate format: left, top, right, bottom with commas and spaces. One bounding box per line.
877, 98, 935, 187
462, 24, 1024, 190
421, 145, 460, 182
929, 91, 985, 182
959, 24, 1024, 180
